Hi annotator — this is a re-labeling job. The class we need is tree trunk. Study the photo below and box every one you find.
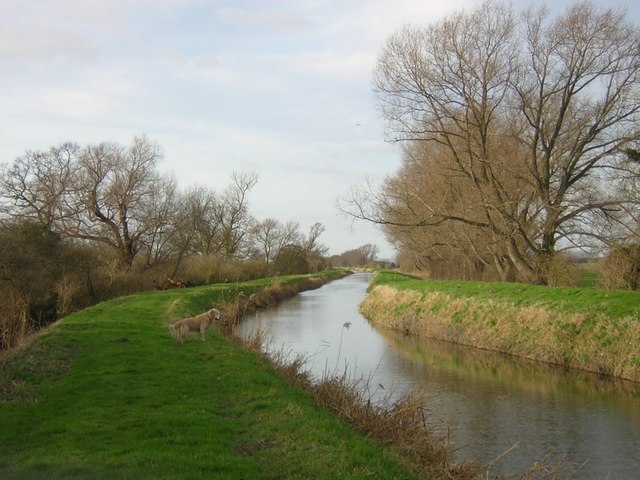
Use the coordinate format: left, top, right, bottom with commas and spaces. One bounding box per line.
506, 239, 536, 282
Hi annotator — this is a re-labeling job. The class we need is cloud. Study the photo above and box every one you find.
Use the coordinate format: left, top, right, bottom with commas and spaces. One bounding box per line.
214, 7, 315, 34
0, 21, 99, 66
0, 1, 126, 66
267, 50, 375, 82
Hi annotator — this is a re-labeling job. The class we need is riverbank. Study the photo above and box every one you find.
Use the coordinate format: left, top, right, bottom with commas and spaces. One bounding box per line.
0, 270, 455, 479
361, 271, 640, 383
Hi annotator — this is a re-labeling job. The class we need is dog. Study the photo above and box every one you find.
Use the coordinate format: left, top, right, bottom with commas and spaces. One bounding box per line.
169, 307, 220, 343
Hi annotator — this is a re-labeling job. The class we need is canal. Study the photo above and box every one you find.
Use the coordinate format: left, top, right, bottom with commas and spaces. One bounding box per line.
239, 272, 640, 479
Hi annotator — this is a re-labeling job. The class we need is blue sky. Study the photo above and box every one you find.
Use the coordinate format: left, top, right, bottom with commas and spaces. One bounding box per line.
2, 0, 639, 260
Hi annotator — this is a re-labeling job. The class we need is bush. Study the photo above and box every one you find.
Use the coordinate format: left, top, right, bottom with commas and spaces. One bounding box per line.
274, 245, 309, 274
176, 254, 270, 286
0, 287, 29, 351
28, 293, 59, 330
536, 253, 578, 287
598, 244, 640, 290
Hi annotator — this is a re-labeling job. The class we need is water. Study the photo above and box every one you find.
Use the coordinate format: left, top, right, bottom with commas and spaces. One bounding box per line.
240, 273, 640, 479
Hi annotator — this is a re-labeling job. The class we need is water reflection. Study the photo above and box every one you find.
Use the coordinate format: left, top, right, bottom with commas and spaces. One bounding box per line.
380, 330, 640, 478
383, 330, 640, 416
240, 273, 640, 479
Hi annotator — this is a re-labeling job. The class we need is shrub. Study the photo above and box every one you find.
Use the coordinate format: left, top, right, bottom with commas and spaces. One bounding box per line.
176, 254, 270, 286
274, 245, 309, 274
0, 287, 29, 351
598, 244, 640, 290
536, 253, 578, 287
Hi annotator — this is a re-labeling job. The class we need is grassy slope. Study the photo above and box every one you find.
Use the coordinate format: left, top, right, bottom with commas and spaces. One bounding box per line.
363, 271, 640, 382
373, 270, 640, 319
0, 273, 415, 480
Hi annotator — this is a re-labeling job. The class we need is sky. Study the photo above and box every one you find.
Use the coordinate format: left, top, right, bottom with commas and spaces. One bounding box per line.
2, 0, 639, 260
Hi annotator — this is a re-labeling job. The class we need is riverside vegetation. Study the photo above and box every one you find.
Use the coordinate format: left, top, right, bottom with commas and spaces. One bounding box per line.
1, 270, 492, 480
361, 271, 640, 383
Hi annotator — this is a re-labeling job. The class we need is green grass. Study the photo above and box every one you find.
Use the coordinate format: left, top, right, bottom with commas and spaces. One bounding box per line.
576, 262, 599, 288
373, 270, 640, 320
0, 272, 415, 479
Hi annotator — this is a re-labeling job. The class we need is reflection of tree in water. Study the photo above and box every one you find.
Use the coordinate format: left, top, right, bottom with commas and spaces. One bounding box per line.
382, 328, 640, 419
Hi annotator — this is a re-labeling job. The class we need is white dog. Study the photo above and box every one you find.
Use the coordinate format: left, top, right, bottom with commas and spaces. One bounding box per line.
169, 307, 220, 343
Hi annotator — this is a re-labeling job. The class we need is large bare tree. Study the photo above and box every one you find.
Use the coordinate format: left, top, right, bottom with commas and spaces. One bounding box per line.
1, 136, 174, 270
64, 136, 167, 269
343, 1, 640, 283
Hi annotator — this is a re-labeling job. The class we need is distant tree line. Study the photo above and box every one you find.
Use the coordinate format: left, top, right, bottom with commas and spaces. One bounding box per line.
329, 244, 379, 267
341, 1, 640, 287
0, 136, 330, 350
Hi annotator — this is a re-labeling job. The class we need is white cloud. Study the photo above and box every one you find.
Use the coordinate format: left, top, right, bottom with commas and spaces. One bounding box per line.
214, 7, 315, 33
267, 50, 375, 81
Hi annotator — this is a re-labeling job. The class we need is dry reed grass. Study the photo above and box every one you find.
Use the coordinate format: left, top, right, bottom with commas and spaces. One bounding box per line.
217, 292, 249, 336
216, 278, 329, 335
312, 375, 468, 479
247, 278, 326, 309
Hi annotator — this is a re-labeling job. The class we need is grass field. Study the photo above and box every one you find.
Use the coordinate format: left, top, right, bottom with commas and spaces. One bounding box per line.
0, 272, 418, 479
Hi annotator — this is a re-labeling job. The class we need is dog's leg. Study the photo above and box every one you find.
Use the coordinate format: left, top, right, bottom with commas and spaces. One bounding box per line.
169, 325, 179, 343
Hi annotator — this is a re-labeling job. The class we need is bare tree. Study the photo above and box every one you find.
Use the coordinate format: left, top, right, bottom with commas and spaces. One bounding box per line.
333, 244, 379, 266
139, 173, 180, 268
360, 243, 379, 264
63, 136, 166, 269
216, 171, 258, 259
0, 143, 80, 227
175, 185, 221, 257
343, 1, 640, 283
303, 222, 328, 256
511, 3, 640, 269
251, 218, 280, 264
0, 137, 180, 271
613, 151, 640, 241
251, 218, 302, 265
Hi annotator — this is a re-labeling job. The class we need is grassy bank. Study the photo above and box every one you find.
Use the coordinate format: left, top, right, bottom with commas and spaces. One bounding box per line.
361, 271, 640, 382
1, 270, 427, 479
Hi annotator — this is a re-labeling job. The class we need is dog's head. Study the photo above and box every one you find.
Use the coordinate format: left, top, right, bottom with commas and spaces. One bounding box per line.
209, 308, 221, 321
